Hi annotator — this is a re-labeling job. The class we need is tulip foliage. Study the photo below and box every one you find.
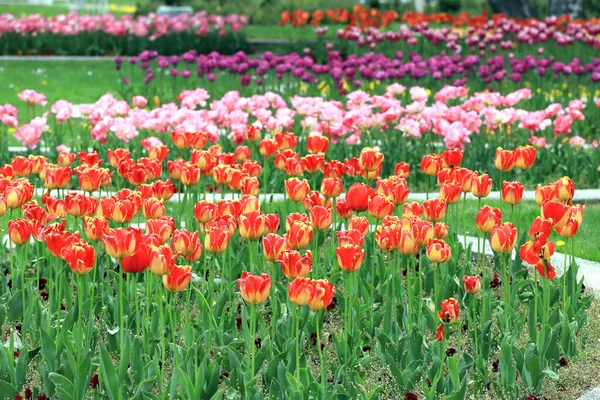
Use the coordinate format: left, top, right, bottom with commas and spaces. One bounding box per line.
0, 124, 593, 400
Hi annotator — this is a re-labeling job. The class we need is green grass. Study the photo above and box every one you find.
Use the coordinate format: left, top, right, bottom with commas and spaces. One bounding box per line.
0, 60, 119, 113
1, 0, 136, 17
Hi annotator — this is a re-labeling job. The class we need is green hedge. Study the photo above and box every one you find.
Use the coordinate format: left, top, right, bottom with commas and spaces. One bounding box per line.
0, 31, 249, 56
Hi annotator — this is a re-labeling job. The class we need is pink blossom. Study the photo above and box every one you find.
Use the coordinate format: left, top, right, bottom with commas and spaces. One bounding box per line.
18, 89, 47, 106
409, 87, 428, 103
132, 96, 148, 108
51, 100, 73, 122
15, 123, 42, 149
141, 136, 164, 150
553, 114, 573, 135
529, 136, 547, 148
569, 136, 586, 149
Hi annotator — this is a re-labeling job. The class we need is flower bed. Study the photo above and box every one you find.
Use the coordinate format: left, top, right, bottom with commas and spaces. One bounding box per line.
3, 85, 599, 190
0, 11, 249, 55
0, 121, 594, 399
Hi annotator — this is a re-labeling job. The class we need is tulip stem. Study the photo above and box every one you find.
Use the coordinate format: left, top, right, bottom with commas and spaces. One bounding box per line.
563, 244, 568, 321
169, 293, 180, 368
118, 260, 125, 351
503, 253, 511, 334
295, 305, 301, 379
417, 251, 423, 330
250, 304, 257, 379
316, 310, 327, 396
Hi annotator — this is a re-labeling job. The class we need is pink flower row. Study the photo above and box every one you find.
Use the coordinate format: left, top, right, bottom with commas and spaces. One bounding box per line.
4, 86, 599, 151
0, 11, 248, 39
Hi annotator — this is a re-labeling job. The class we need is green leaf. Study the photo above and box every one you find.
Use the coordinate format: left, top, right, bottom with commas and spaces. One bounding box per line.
0, 380, 18, 398
99, 344, 122, 400
48, 373, 76, 400
543, 369, 559, 380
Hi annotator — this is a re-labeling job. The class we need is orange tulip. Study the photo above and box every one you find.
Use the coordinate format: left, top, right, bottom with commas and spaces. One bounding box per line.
146, 216, 175, 244
513, 145, 536, 169
368, 194, 394, 219
463, 276, 481, 294
262, 233, 288, 262
278, 249, 312, 279
440, 149, 463, 169
501, 181, 524, 205
336, 229, 365, 248
288, 277, 315, 306
335, 199, 353, 219
143, 198, 165, 220
321, 177, 343, 199
307, 279, 336, 310
439, 182, 462, 204
285, 178, 310, 202
358, 147, 384, 172
149, 245, 177, 275
336, 244, 365, 272
259, 139, 277, 157
438, 298, 459, 323
181, 163, 201, 186
535, 183, 559, 206
235, 146, 252, 162
44, 166, 73, 190
153, 179, 175, 201
286, 221, 313, 250
307, 135, 329, 154
163, 265, 193, 292
84, 217, 108, 241
434, 223, 449, 239
11, 156, 32, 177
348, 215, 369, 235
239, 210, 266, 240
204, 227, 231, 254
490, 222, 518, 253
8, 218, 32, 245
420, 154, 441, 176
494, 148, 514, 172
238, 271, 272, 304
541, 201, 572, 229
194, 201, 216, 224
471, 174, 493, 198
394, 162, 410, 178
264, 213, 280, 234
57, 151, 77, 167
476, 206, 502, 234
402, 201, 423, 218
555, 177, 575, 202
301, 154, 325, 174
172, 229, 203, 259
103, 227, 138, 259
309, 206, 332, 230
275, 132, 297, 150
423, 198, 447, 222
426, 238, 451, 263
62, 240, 95, 275
240, 176, 260, 196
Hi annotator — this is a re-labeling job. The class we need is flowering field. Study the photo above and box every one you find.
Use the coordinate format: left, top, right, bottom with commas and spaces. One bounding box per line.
1, 8, 600, 400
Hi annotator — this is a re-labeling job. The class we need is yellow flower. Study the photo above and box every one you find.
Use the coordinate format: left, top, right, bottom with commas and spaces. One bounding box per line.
556, 240, 566, 247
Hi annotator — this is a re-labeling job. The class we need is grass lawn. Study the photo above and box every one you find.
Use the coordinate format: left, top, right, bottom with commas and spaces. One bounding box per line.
0, 60, 119, 112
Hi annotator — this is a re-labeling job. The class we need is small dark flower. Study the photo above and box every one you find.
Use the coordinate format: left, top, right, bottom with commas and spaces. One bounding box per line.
446, 347, 456, 357
581, 283, 586, 294
310, 332, 317, 346
89, 374, 99, 389
462, 322, 468, 332
14, 395, 23, 400
15, 324, 22, 333
8, 279, 12, 289
426, 377, 432, 387
527, 395, 539, 400
14, 350, 20, 358
326, 296, 337, 311
255, 337, 262, 349
362, 345, 371, 352
490, 273, 501, 289
328, 334, 333, 342
558, 357, 568, 367
158, 361, 163, 370
492, 358, 499, 373
61, 303, 66, 311
235, 316, 242, 332
221, 370, 230, 378
327, 376, 334, 383
401, 268, 407, 277
405, 393, 418, 400
40, 291, 49, 301
39, 278, 47, 290
37, 394, 49, 400
205, 269, 211, 281
24, 388, 32, 399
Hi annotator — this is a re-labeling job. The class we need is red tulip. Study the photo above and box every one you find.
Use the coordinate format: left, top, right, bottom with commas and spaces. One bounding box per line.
307, 135, 329, 154
346, 183, 375, 212
204, 226, 231, 254
239, 210, 266, 240
463, 275, 481, 294
438, 298, 459, 323
490, 223, 518, 253
420, 154, 441, 176
335, 199, 353, 219
103, 227, 138, 259
336, 244, 365, 272
440, 149, 463, 169
288, 277, 315, 306
62, 240, 95, 275
149, 245, 177, 275
8, 218, 32, 245
278, 249, 312, 279
286, 221, 313, 250
494, 148, 514, 172
423, 199, 447, 222
541, 201, 572, 229
471, 174, 493, 198
476, 206, 502, 234
285, 178, 310, 202
238, 272, 272, 304
426, 239, 451, 263
321, 177, 343, 199
513, 145, 536, 169
263, 233, 288, 262
501, 181, 524, 205
163, 265, 193, 292
307, 279, 336, 310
